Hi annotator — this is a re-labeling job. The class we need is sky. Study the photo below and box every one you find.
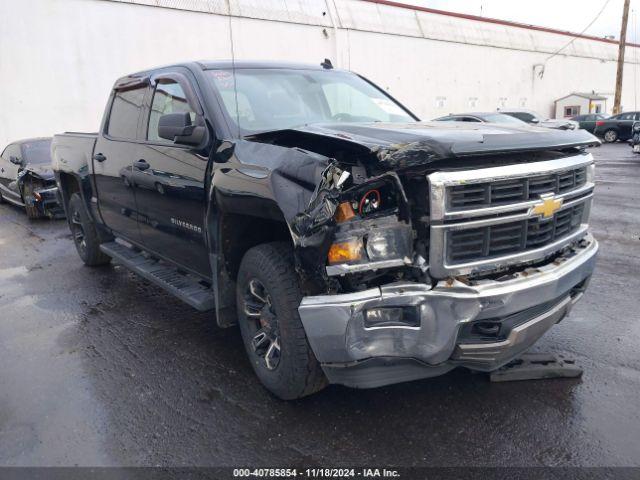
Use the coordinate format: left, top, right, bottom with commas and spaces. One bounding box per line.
399, 0, 640, 43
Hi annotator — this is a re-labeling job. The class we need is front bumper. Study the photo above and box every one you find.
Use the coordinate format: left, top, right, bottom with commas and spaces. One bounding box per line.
298, 235, 598, 388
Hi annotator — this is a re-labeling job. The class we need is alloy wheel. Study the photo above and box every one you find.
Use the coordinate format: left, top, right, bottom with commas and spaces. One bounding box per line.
71, 210, 87, 253
243, 278, 281, 370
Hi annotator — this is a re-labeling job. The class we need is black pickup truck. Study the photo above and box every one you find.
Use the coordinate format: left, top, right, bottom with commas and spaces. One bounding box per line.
53, 61, 600, 399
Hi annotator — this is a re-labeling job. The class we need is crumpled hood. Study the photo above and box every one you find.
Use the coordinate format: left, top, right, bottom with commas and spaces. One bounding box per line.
23, 163, 55, 181
248, 121, 600, 170
289, 121, 598, 156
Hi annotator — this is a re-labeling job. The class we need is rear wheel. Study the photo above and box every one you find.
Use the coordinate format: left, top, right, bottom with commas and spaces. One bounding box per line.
236, 242, 327, 400
603, 129, 618, 143
68, 193, 111, 266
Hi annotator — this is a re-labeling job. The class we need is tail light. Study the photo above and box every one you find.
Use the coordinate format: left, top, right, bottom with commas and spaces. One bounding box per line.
596, 121, 605, 126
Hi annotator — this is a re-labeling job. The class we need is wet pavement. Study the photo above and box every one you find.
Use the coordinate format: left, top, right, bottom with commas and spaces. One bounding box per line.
0, 143, 639, 467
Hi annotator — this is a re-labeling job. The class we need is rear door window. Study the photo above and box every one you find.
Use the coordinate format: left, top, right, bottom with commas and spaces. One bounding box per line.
106, 86, 147, 140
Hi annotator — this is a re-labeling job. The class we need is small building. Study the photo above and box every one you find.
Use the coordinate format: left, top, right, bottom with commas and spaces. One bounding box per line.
554, 92, 608, 118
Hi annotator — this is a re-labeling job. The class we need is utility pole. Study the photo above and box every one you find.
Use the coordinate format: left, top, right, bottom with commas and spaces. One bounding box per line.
614, 0, 631, 114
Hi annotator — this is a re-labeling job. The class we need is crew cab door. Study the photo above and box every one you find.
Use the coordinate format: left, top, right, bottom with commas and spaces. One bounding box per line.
0, 143, 23, 204
134, 70, 210, 279
92, 83, 147, 242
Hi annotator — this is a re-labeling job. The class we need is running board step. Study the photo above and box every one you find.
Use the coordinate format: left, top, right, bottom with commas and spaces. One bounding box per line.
100, 241, 215, 312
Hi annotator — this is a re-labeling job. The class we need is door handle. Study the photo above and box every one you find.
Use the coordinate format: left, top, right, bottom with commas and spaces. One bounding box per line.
93, 153, 107, 162
134, 159, 150, 171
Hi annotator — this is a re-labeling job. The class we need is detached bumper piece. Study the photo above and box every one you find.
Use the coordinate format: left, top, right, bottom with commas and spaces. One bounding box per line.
298, 236, 597, 389
489, 353, 583, 383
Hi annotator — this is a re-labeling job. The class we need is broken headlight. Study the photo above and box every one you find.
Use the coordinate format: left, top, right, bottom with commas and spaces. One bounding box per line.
365, 227, 413, 262
326, 216, 413, 276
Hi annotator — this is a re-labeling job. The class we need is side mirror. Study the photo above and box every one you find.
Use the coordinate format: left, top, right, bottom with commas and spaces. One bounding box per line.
158, 112, 206, 146
9, 156, 21, 165
530, 118, 540, 124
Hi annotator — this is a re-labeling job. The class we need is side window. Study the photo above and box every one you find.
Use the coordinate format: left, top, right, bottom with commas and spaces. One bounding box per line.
510, 112, 531, 122
564, 106, 580, 117
107, 86, 147, 140
461, 117, 481, 122
148, 79, 197, 142
1, 144, 21, 163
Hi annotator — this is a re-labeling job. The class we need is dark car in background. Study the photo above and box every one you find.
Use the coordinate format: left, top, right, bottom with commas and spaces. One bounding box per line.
593, 111, 640, 142
433, 112, 530, 125
571, 113, 608, 134
500, 109, 579, 130
0, 138, 64, 219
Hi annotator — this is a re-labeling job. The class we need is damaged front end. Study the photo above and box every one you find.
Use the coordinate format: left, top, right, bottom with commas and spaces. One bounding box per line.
261, 124, 600, 389
290, 164, 422, 295
18, 168, 65, 219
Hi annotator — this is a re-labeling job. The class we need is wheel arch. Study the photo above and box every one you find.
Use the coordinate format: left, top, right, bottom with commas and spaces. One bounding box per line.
206, 196, 295, 328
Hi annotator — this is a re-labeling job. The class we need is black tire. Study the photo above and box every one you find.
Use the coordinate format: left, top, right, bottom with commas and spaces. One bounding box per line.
68, 193, 111, 266
603, 129, 619, 143
236, 242, 327, 400
0, 189, 4, 203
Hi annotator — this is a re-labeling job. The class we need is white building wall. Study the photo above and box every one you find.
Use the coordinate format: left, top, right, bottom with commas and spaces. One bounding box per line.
1, 0, 640, 147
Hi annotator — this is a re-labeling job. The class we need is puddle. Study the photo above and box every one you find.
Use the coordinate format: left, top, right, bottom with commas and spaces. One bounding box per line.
0, 265, 28, 282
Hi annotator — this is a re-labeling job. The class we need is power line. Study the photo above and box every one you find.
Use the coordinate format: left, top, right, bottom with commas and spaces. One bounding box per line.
544, 0, 612, 63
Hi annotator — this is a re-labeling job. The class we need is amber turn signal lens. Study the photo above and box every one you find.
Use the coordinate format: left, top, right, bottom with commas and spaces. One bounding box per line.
335, 202, 356, 223
327, 239, 363, 265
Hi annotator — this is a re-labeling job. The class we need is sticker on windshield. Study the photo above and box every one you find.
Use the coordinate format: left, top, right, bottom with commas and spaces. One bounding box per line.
372, 98, 407, 116
211, 70, 234, 89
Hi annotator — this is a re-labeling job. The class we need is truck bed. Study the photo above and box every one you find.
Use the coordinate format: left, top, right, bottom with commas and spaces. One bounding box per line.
51, 132, 97, 175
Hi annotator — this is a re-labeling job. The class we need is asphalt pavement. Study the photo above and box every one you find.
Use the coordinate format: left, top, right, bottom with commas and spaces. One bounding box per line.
0, 143, 639, 467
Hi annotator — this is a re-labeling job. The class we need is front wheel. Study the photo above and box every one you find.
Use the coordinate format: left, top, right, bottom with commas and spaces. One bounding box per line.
603, 129, 619, 143
236, 242, 327, 400
68, 193, 111, 266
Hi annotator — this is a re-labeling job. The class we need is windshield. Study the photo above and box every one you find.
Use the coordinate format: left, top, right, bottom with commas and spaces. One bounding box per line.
21, 139, 52, 164
481, 113, 528, 125
207, 68, 415, 134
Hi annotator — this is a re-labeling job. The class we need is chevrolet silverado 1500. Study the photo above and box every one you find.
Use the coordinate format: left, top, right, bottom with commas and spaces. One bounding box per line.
52, 61, 599, 399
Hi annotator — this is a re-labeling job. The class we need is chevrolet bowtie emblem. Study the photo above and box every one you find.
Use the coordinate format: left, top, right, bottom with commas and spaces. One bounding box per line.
531, 194, 563, 219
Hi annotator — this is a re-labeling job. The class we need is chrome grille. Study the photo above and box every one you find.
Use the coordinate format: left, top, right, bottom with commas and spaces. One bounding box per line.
428, 154, 595, 278
447, 203, 585, 262
449, 166, 587, 210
